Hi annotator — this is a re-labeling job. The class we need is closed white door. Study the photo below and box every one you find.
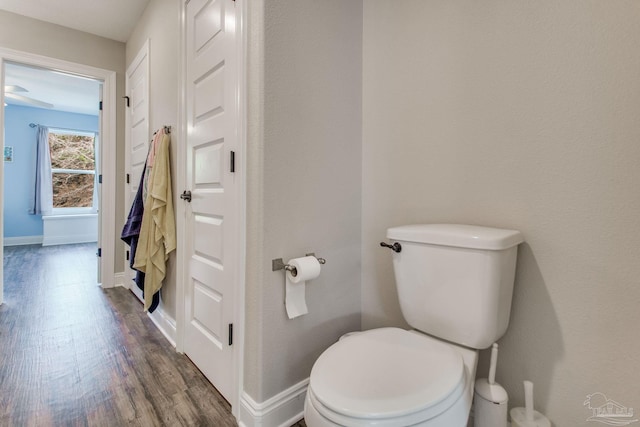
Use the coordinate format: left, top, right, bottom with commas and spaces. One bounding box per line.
124, 41, 150, 302
183, 0, 238, 403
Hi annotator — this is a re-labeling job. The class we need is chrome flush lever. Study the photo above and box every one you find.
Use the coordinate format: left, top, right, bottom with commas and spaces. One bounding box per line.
380, 242, 402, 253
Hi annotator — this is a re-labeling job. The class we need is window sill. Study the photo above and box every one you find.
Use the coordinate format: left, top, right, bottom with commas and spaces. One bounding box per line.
51, 208, 97, 216
43, 213, 98, 220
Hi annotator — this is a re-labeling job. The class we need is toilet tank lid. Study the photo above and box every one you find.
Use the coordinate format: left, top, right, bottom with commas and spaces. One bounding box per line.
387, 224, 524, 250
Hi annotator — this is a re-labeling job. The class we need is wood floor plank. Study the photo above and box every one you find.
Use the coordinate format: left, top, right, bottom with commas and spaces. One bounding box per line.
1, 243, 307, 427
0, 244, 229, 426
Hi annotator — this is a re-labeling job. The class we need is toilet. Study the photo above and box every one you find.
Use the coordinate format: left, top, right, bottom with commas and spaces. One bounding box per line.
304, 224, 523, 427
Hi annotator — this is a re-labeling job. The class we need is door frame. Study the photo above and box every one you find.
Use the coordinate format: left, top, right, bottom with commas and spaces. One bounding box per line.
176, 0, 247, 415
0, 47, 118, 304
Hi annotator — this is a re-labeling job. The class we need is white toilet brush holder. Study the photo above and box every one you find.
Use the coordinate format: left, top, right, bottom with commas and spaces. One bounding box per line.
510, 381, 551, 427
474, 343, 508, 427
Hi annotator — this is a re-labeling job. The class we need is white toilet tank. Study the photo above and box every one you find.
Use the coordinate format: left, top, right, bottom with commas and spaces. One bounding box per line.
387, 224, 523, 349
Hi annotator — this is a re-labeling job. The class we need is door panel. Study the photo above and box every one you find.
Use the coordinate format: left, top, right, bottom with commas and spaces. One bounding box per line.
194, 214, 223, 261
184, 0, 237, 403
194, 141, 224, 186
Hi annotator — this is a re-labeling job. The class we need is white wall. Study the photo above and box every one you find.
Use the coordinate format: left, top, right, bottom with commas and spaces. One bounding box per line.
0, 10, 126, 273
42, 214, 98, 246
362, 1, 640, 425
0, 11, 124, 72
245, 0, 363, 402
125, 0, 180, 319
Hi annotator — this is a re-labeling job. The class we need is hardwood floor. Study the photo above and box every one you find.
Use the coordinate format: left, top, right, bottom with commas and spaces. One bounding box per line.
0, 243, 307, 427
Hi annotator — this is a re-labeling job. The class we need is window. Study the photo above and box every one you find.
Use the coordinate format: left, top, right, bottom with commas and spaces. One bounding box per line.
48, 130, 96, 210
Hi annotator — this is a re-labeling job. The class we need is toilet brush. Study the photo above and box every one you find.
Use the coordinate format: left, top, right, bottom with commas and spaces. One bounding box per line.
474, 343, 508, 427
510, 381, 551, 427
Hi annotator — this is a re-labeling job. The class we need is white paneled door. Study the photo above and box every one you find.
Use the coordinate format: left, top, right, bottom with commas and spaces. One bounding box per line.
183, 0, 238, 403
125, 40, 149, 302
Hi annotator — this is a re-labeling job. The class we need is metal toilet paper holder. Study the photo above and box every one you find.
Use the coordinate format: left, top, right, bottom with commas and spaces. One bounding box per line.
272, 253, 326, 277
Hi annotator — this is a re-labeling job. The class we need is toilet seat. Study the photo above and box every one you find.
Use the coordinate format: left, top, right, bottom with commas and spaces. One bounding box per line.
308, 328, 466, 426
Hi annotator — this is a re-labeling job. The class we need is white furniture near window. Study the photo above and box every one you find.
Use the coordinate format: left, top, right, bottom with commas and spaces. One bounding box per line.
42, 213, 98, 246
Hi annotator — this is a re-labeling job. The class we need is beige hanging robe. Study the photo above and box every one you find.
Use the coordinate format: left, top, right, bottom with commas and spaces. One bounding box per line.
133, 130, 176, 311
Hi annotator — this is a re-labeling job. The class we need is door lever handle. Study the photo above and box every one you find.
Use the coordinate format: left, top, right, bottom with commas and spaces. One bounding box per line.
180, 190, 192, 202
380, 242, 402, 253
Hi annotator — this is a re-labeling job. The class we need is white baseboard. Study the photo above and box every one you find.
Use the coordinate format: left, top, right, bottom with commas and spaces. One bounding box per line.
3, 235, 43, 246
238, 379, 308, 427
148, 305, 177, 348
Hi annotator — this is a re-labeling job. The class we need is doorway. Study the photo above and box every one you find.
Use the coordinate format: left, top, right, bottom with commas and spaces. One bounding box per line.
0, 48, 117, 304
3, 62, 101, 282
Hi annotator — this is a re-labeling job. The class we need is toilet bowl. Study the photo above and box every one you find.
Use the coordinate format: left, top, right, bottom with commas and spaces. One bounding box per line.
304, 224, 523, 427
304, 328, 478, 427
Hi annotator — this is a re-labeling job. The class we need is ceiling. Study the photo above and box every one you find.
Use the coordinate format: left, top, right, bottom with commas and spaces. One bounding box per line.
5, 62, 102, 116
0, 0, 151, 116
0, 0, 150, 43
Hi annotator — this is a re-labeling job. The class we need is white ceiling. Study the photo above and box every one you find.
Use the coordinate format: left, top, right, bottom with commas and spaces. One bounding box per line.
0, 0, 150, 43
5, 62, 102, 116
0, 0, 151, 116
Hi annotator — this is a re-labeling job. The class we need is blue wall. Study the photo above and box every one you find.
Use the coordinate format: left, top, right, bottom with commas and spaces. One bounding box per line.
3, 105, 99, 238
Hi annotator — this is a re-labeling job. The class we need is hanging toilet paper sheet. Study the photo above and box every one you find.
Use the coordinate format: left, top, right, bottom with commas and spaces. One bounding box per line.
285, 256, 321, 319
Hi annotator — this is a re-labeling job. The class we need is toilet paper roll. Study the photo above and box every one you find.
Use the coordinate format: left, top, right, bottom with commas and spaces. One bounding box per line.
285, 256, 322, 319
286, 256, 322, 283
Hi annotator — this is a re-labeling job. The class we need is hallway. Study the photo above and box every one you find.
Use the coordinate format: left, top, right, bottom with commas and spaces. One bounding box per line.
0, 243, 237, 426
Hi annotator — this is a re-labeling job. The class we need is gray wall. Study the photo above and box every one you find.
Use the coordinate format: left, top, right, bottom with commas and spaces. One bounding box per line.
126, 0, 180, 320
10, 3, 638, 424
0, 10, 127, 273
245, 0, 363, 401
362, 1, 640, 425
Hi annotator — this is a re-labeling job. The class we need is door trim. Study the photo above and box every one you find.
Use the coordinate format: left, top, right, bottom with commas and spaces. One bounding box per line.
177, 0, 247, 416
234, 0, 248, 418
0, 47, 118, 303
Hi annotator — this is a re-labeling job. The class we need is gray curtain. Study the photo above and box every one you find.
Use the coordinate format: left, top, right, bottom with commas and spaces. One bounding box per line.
30, 125, 53, 215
